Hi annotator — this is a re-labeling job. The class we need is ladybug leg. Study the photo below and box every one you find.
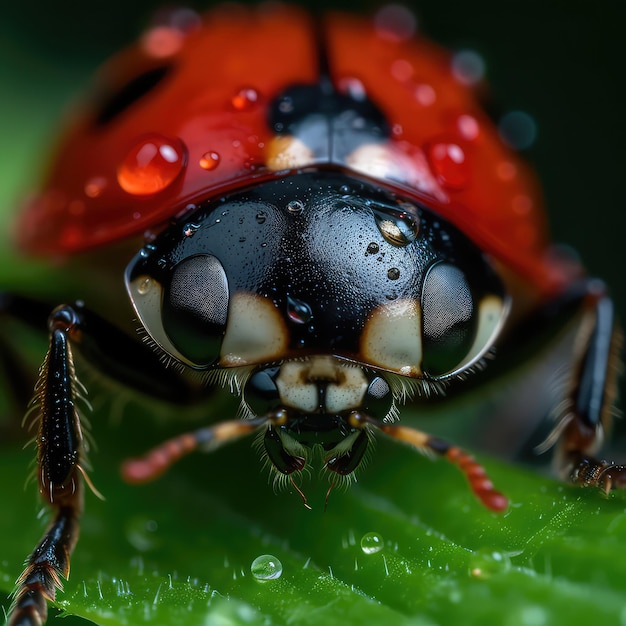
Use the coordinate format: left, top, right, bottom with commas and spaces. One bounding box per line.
546, 283, 624, 492
1, 297, 213, 626
373, 421, 508, 512
9, 305, 87, 626
120, 419, 264, 484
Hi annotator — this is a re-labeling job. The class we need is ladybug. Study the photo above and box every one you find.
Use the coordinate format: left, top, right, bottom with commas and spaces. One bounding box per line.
2, 5, 623, 625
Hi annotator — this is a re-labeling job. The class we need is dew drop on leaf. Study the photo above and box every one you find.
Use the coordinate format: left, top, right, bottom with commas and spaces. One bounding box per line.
360, 532, 384, 555
469, 548, 511, 578
250, 554, 283, 581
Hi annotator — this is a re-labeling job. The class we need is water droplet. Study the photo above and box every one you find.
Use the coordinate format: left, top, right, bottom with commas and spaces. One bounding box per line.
366, 242, 380, 255
390, 58, 414, 82
510, 605, 549, 626
414, 84, 436, 106
387, 267, 400, 280
277, 96, 294, 114
374, 5, 417, 42
338, 77, 367, 101
457, 114, 480, 141
255, 211, 267, 224
427, 142, 470, 189
373, 207, 419, 246
469, 548, 511, 578
287, 199, 304, 214
199, 151, 220, 171
137, 277, 154, 295
250, 554, 283, 580
498, 110, 537, 150
183, 223, 199, 237
232, 87, 260, 111
451, 50, 486, 86
287, 297, 312, 324
84, 176, 107, 198
117, 134, 186, 196
141, 26, 185, 58
360, 532, 384, 555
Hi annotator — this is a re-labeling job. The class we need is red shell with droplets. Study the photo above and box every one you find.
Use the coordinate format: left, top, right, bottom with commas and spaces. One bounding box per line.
16, 4, 573, 296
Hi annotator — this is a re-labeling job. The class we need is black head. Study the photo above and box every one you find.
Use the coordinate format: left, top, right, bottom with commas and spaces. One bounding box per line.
125, 171, 508, 479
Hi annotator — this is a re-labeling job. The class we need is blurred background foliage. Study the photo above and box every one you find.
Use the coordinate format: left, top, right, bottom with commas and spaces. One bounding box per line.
1, 1, 625, 625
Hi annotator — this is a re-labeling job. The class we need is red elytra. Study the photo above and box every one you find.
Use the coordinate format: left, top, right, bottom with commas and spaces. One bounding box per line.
15, 5, 573, 297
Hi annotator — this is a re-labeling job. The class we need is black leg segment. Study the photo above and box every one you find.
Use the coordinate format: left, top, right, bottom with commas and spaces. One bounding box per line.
545, 282, 624, 491
9, 306, 86, 626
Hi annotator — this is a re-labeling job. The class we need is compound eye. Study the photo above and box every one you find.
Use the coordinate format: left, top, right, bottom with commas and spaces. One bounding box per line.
162, 254, 229, 366
421, 262, 477, 377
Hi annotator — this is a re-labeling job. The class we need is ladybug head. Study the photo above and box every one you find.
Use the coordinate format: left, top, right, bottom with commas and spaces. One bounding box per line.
125, 171, 508, 478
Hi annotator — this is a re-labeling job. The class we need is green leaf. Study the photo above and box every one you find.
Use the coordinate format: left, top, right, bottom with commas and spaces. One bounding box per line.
2, 412, 626, 625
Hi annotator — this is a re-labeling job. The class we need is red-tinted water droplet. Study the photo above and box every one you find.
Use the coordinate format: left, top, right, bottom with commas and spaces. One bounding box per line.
427, 142, 470, 189
232, 87, 259, 111
287, 297, 312, 324
183, 222, 200, 237
118, 135, 186, 196
84, 176, 107, 198
199, 151, 220, 171
141, 26, 185, 58
338, 77, 367, 101
456, 114, 480, 141
390, 59, 413, 82
414, 84, 436, 106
